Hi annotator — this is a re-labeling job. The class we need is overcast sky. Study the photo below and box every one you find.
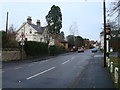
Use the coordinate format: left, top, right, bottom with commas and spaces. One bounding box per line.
0, 1, 111, 41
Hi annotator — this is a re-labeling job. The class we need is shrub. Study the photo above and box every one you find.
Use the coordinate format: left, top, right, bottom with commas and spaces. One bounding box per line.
24, 41, 48, 56
1, 31, 18, 48
49, 45, 65, 55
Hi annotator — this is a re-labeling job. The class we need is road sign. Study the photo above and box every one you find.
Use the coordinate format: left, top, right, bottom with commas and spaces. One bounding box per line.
20, 32, 25, 38
19, 32, 25, 46
20, 39, 25, 46
20, 42, 25, 46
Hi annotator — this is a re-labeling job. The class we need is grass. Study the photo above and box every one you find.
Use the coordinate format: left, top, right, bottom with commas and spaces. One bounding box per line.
109, 56, 120, 89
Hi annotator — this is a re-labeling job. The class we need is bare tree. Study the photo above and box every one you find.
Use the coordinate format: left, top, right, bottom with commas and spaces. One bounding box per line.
69, 22, 79, 36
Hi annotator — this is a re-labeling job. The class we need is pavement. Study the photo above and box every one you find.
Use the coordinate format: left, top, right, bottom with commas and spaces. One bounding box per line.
75, 50, 114, 88
2, 49, 114, 88
2, 52, 72, 69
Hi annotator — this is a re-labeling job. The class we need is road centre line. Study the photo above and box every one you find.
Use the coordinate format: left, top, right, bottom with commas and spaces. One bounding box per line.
28, 64, 34, 67
62, 60, 70, 64
26, 67, 55, 80
71, 57, 75, 60
14, 67, 22, 70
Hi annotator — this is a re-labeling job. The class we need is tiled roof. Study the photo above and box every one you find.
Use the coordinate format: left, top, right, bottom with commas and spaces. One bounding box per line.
28, 22, 46, 33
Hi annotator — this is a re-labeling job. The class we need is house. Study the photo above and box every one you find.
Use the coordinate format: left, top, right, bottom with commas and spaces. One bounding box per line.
84, 38, 91, 49
16, 16, 56, 45
60, 41, 68, 49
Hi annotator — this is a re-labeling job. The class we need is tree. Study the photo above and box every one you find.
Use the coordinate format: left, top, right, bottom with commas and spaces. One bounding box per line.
59, 31, 65, 41
2, 24, 18, 48
46, 5, 62, 37
109, 30, 120, 51
67, 35, 75, 48
75, 36, 84, 48
69, 22, 79, 36
67, 35, 85, 49
107, 1, 120, 31
8, 24, 16, 41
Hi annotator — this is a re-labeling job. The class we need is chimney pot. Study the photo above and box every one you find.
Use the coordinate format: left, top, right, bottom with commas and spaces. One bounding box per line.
36, 20, 41, 27
27, 16, 32, 24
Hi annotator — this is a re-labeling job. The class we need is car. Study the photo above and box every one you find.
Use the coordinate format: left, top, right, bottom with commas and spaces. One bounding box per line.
78, 48, 84, 53
91, 48, 97, 52
70, 48, 74, 52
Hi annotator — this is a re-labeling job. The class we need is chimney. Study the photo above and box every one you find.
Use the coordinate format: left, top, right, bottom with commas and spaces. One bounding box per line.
36, 20, 41, 27
27, 16, 32, 24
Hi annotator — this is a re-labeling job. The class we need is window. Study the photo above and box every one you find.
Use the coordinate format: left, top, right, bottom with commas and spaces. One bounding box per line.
40, 38, 43, 42
30, 28, 32, 34
25, 38, 27, 41
22, 29, 24, 32
22, 27, 25, 32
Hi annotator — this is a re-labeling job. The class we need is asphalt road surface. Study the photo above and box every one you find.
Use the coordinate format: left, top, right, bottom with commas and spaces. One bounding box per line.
2, 49, 113, 88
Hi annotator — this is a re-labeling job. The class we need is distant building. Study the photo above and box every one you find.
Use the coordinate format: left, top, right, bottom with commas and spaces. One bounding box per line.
61, 41, 68, 49
100, 31, 104, 49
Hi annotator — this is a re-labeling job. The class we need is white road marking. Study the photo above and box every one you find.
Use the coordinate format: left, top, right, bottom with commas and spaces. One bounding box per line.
2, 71, 5, 73
26, 67, 55, 80
39, 60, 48, 63
94, 55, 103, 57
0, 71, 5, 73
33, 62, 39, 64
28, 64, 34, 67
71, 57, 75, 60
18, 81, 21, 83
14, 67, 22, 70
62, 60, 70, 64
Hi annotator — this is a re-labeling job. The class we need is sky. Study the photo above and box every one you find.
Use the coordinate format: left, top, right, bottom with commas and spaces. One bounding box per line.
0, 0, 112, 41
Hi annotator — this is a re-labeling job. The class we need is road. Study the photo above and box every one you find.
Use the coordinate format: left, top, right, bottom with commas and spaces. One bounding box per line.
2, 49, 113, 88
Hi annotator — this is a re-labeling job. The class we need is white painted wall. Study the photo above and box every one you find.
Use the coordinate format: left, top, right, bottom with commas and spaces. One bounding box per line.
16, 23, 47, 43
100, 33, 104, 49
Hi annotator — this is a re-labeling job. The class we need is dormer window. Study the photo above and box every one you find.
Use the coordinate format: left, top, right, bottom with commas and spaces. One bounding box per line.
30, 28, 32, 34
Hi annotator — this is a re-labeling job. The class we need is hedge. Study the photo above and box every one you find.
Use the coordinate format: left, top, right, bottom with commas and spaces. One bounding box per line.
24, 41, 48, 56
49, 45, 65, 55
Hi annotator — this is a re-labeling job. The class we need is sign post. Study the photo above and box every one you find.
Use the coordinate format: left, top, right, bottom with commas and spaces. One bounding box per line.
20, 32, 25, 60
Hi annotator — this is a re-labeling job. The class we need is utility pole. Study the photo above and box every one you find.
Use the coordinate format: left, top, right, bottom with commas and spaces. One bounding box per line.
6, 12, 8, 34
103, 0, 107, 67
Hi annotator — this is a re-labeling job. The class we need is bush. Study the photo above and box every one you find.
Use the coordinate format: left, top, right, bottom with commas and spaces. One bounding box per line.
49, 45, 65, 55
1, 31, 18, 48
24, 41, 48, 56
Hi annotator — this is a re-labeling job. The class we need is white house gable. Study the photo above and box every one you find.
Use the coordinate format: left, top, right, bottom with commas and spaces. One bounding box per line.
16, 17, 47, 43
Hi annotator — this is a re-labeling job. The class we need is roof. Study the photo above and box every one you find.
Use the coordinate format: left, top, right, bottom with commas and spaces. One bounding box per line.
100, 31, 104, 35
17, 22, 46, 34
28, 22, 46, 33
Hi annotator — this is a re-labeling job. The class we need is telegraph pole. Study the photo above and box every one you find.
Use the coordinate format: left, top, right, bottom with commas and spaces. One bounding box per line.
6, 12, 8, 34
103, 0, 107, 67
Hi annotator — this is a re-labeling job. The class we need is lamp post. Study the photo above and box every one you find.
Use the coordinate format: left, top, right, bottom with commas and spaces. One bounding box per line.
103, 0, 107, 67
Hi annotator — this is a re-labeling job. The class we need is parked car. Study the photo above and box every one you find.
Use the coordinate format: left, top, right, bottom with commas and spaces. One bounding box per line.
70, 48, 74, 52
91, 48, 97, 52
78, 48, 84, 53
